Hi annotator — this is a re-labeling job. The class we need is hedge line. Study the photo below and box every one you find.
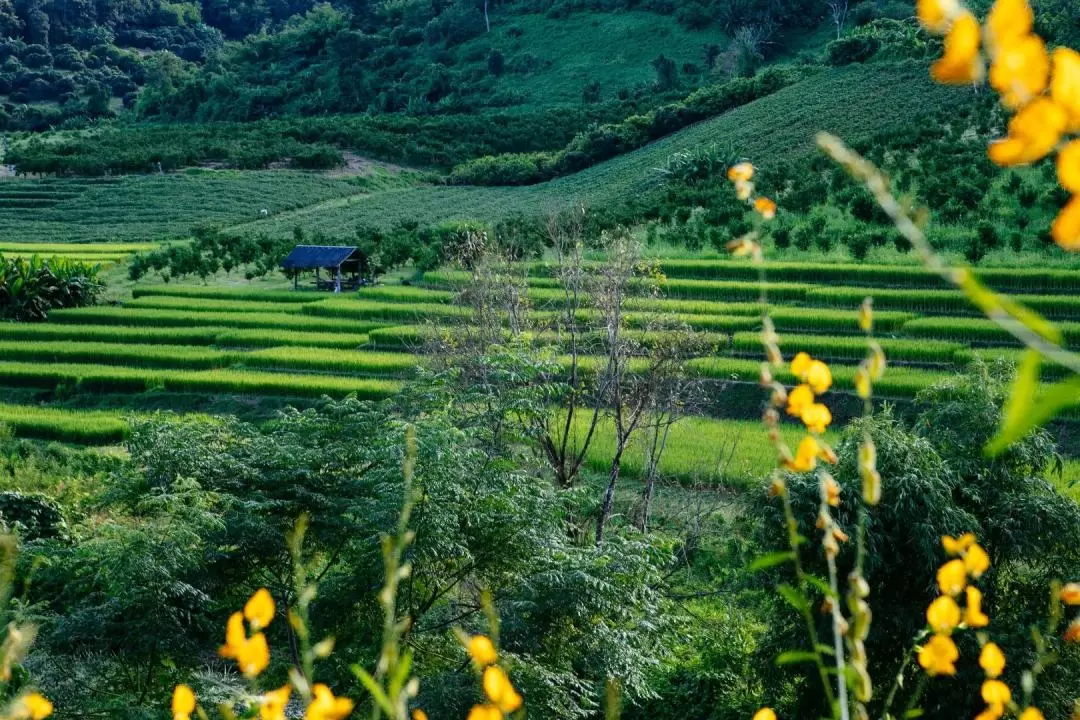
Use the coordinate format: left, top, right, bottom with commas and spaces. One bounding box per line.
805, 286, 1080, 321
49, 307, 389, 334
729, 332, 965, 365
125, 296, 309, 315
132, 285, 330, 304
528, 260, 1080, 295
0, 361, 403, 399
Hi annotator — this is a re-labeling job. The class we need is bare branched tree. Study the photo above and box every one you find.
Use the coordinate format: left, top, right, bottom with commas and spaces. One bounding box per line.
826, 0, 849, 39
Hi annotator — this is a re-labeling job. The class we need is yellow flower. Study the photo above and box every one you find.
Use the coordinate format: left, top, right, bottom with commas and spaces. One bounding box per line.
237, 631, 270, 679
735, 180, 754, 201
1021, 707, 1046, 720
937, 559, 967, 596
1066, 617, 1080, 643
942, 533, 976, 556
467, 706, 502, 720
754, 197, 777, 220
857, 298, 873, 333
753, 710, 778, 720
982, 679, 1012, 706
783, 436, 819, 473
855, 367, 871, 399
965, 543, 991, 578
931, 12, 983, 85
1061, 582, 1080, 605
305, 684, 354, 720
986, 0, 1033, 51
11, 694, 53, 720
818, 442, 838, 465
1052, 48, 1080, 133
823, 474, 841, 507
966, 586, 990, 628
800, 403, 832, 434
918, 633, 959, 676
412, 711, 429, 720
805, 361, 832, 395
977, 705, 1006, 720
989, 33, 1049, 109
727, 163, 754, 182
791, 352, 812, 377
916, 0, 959, 34
786, 384, 815, 418
926, 596, 961, 635
245, 588, 275, 632
482, 666, 523, 713
980, 642, 1006, 678
220, 611, 246, 658
172, 685, 196, 720
260, 686, 292, 720
1052, 196, 1080, 251
468, 635, 498, 666
1058, 141, 1080, 194
988, 97, 1068, 166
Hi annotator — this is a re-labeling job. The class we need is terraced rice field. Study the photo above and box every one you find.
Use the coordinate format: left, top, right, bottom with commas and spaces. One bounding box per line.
3, 258, 1080, 488
0, 241, 157, 265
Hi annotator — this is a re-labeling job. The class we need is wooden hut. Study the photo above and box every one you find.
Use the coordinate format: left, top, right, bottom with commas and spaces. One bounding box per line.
280, 245, 367, 291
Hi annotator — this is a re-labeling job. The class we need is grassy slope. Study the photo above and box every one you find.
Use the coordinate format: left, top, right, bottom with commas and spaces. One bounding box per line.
0, 62, 963, 245
469, 11, 729, 108
230, 62, 967, 237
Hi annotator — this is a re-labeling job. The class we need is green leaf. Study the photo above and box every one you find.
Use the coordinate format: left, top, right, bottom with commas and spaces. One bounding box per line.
803, 574, 838, 599
988, 372, 1080, 457
986, 349, 1041, 456
749, 551, 795, 572
903, 710, 925, 719
776, 650, 819, 666
815, 643, 836, 656
778, 583, 811, 614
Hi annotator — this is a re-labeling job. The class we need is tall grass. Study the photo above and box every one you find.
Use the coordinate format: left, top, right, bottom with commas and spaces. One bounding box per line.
132, 285, 328, 304
0, 361, 403, 399
0, 404, 129, 444
125, 296, 309, 314
48, 307, 389, 334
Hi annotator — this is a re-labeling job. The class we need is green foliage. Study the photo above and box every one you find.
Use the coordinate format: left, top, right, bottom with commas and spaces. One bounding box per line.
754, 365, 1080, 718
0, 254, 103, 321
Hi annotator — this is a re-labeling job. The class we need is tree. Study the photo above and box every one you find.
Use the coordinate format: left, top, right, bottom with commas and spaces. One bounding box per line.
826, 0, 849, 38
651, 54, 678, 91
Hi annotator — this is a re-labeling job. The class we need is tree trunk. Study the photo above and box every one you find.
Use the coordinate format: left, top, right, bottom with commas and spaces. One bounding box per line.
596, 445, 623, 546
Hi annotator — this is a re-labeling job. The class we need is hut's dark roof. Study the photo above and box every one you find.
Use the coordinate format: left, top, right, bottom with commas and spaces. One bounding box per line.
280, 245, 359, 270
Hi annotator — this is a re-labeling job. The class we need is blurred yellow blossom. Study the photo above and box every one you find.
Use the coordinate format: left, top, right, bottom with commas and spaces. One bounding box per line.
980, 642, 1006, 678
966, 586, 990, 627
990, 34, 1049, 108
482, 666, 522, 713
1058, 141, 1080, 193
926, 596, 962, 634
727, 163, 754, 182
800, 403, 832, 434
937, 559, 968, 596
468, 635, 498, 666
823, 475, 841, 507
1061, 582, 1080, 604
411, 711, 429, 720
1052, 197, 1080, 250
1065, 617, 1080, 643
13, 694, 53, 720
753, 709, 777, 720
943, 533, 976, 556
260, 686, 291, 720
245, 588, 275, 631
783, 436, 820, 473
988, 97, 1067, 166
918, 634, 959, 676
1052, 48, 1080, 132
917, 0, 959, 34
1020, 708, 1046, 720
754, 197, 777, 220
467, 706, 501, 720
982, 679, 1012, 706
172, 686, 195, 720
931, 12, 983, 84
965, 543, 991, 578
804, 361, 833, 395
986, 0, 1032, 49
786, 384, 815, 418
305, 684, 354, 720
